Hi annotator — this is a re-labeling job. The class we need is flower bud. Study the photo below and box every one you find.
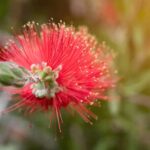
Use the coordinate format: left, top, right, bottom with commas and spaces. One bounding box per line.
0, 62, 29, 87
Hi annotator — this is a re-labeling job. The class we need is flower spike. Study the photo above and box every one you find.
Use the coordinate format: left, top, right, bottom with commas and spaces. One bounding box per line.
0, 22, 116, 130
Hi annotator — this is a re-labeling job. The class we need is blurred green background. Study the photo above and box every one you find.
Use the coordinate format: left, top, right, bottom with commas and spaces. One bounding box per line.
0, 0, 150, 150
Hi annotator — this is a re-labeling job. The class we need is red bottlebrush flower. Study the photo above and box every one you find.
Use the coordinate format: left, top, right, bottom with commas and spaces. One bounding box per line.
99, 0, 119, 26
0, 22, 115, 131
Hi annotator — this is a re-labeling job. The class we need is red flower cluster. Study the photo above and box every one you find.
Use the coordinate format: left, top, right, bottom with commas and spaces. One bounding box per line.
0, 22, 115, 131
99, 0, 119, 26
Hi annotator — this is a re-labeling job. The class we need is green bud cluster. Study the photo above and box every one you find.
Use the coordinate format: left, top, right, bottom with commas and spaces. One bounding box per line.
0, 62, 29, 87
0, 61, 61, 99
30, 63, 62, 99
